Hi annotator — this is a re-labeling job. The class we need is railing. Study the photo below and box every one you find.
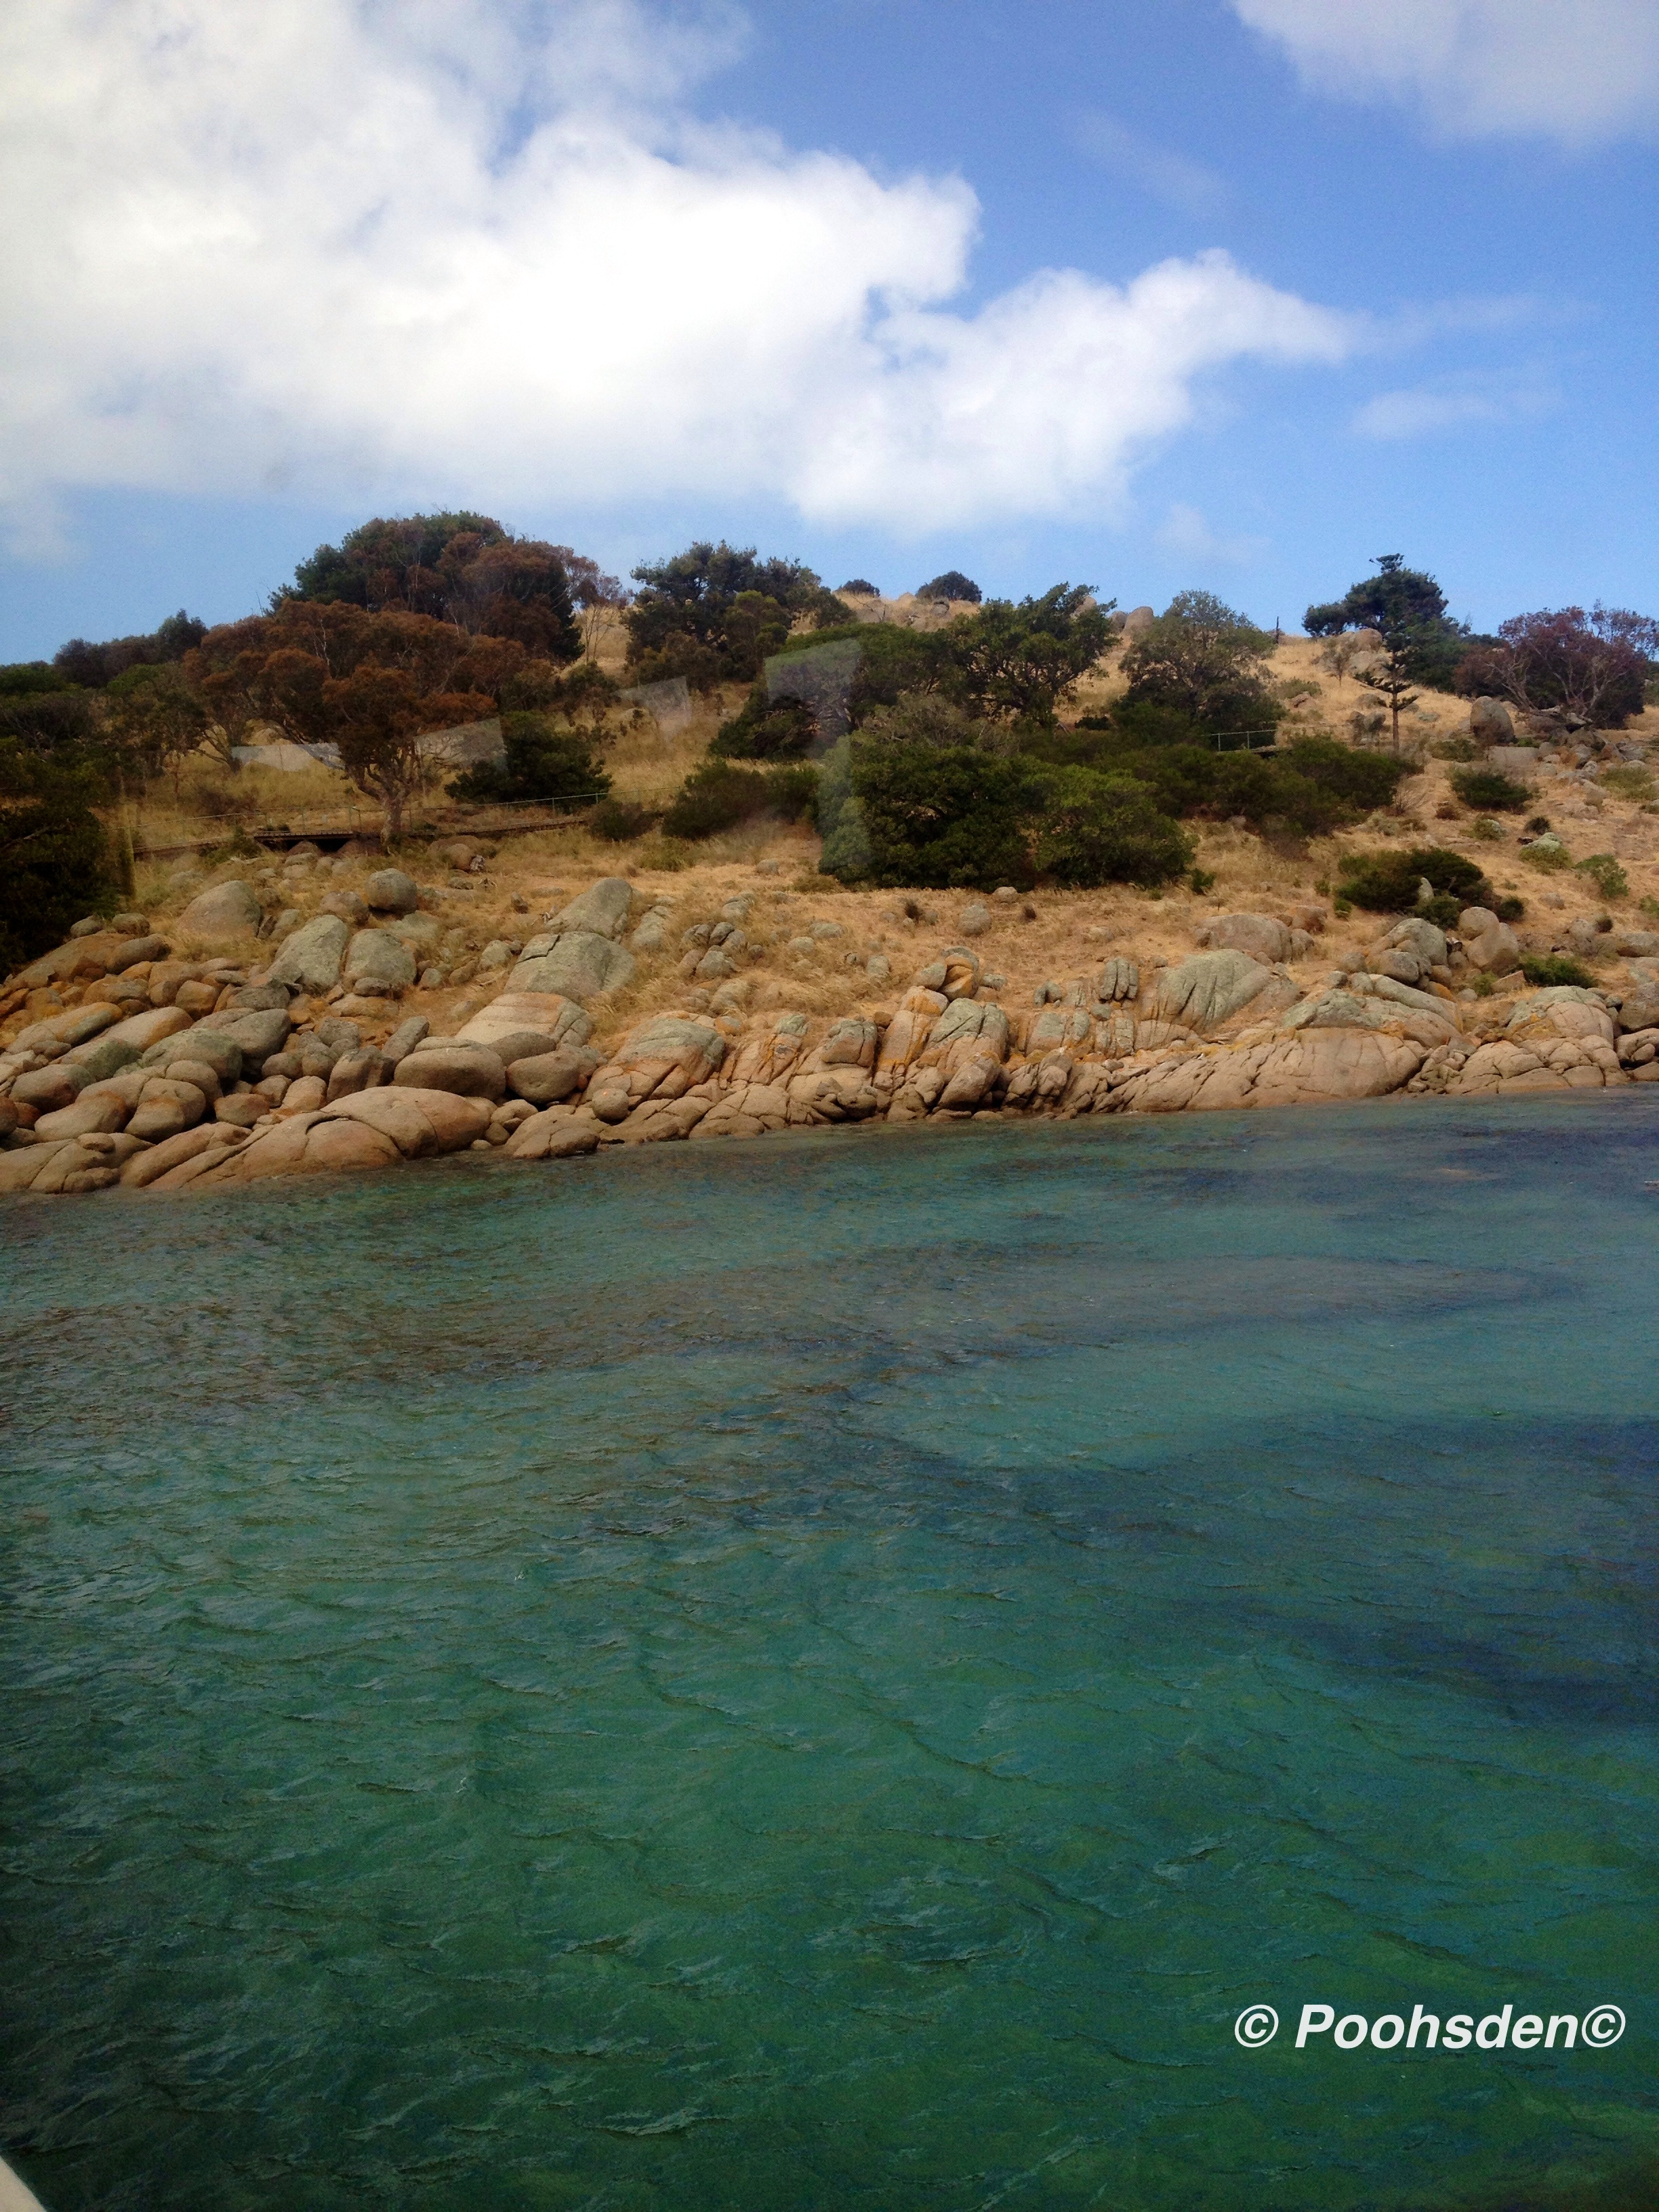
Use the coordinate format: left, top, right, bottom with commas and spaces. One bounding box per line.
1208, 728, 1281, 754
134, 792, 606, 861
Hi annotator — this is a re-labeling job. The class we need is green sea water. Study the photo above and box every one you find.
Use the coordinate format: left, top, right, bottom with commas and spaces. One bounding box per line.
2, 1097, 1658, 2212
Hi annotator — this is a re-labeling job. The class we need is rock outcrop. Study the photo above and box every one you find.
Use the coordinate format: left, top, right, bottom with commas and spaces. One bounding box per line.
5, 895, 1656, 1198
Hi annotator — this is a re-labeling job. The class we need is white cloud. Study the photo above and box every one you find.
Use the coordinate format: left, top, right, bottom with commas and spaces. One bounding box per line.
0, 0, 1355, 546
1232, 0, 1659, 145
1156, 502, 1267, 564
1353, 369, 1557, 438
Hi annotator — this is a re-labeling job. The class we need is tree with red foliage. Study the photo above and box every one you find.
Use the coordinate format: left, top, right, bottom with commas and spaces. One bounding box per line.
1457, 605, 1658, 729
322, 666, 492, 838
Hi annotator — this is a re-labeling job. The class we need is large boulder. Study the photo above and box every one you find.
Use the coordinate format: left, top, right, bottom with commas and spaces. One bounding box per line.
319, 1086, 495, 1157
785, 1067, 884, 1122
874, 988, 948, 1090
1113, 1029, 1425, 1113
87, 1004, 195, 1059
392, 1044, 507, 1101
1507, 987, 1616, 1046
545, 878, 635, 939
505, 1105, 605, 1160
1153, 949, 1273, 1032
1197, 912, 1293, 964
913, 947, 982, 1001
508, 931, 636, 1003
1469, 697, 1516, 745
724, 1015, 811, 1089
918, 998, 1010, 1076
457, 992, 592, 1052
689, 1082, 793, 1141
805, 1017, 880, 1072
14, 1004, 123, 1052
364, 868, 419, 916
55, 1033, 140, 1088
176, 880, 264, 936
1380, 915, 1448, 970
506, 1046, 602, 1105
583, 1016, 726, 1117
12, 1064, 87, 1111
344, 928, 417, 997
267, 914, 350, 995
35, 1093, 130, 1141
382, 1015, 430, 1065
387, 912, 443, 954
1457, 907, 1521, 976
208, 1006, 292, 1064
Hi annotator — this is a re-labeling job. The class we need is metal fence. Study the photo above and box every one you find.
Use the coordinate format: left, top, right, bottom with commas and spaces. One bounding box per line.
135, 792, 606, 861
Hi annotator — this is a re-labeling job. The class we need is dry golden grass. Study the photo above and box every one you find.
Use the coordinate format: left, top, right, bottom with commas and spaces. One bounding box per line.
70, 626, 1656, 1071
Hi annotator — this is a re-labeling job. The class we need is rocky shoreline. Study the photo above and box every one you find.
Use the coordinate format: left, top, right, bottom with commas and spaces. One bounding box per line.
3, 874, 1657, 1200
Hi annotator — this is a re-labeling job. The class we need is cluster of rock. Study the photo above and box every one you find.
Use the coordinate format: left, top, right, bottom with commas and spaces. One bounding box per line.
3, 890, 1657, 1199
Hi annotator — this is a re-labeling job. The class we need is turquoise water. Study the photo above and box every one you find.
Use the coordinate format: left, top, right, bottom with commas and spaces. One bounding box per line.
2, 1097, 1658, 2212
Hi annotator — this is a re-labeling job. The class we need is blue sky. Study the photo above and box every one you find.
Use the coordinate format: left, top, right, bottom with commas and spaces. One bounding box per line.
2, 0, 1656, 660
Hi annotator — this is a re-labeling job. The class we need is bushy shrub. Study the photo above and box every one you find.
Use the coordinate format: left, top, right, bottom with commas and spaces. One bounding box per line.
626, 543, 825, 687
850, 743, 1042, 889
1576, 853, 1628, 899
449, 712, 611, 805
1119, 590, 1284, 739
1431, 735, 1481, 762
588, 798, 657, 842
0, 738, 113, 970
918, 571, 981, 603
1471, 815, 1505, 840
711, 686, 819, 760
1336, 845, 1488, 912
1277, 735, 1408, 813
1449, 765, 1532, 811
1033, 768, 1191, 887
1522, 834, 1572, 872
1519, 951, 1595, 987
659, 759, 819, 840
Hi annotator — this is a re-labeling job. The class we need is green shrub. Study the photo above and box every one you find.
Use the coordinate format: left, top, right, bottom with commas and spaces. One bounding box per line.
1431, 735, 1481, 761
851, 743, 1042, 889
1278, 735, 1408, 813
710, 686, 819, 760
1576, 853, 1629, 899
1096, 699, 1206, 750
1336, 845, 1488, 912
449, 712, 611, 805
1449, 765, 1533, 811
588, 798, 657, 842
0, 738, 113, 971
1642, 895, 1659, 920
1494, 895, 1526, 922
1519, 951, 1595, 987
1471, 815, 1504, 840
1032, 768, 1191, 888
762, 763, 821, 821
1189, 865, 1217, 894
1522, 834, 1572, 872
659, 759, 819, 840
